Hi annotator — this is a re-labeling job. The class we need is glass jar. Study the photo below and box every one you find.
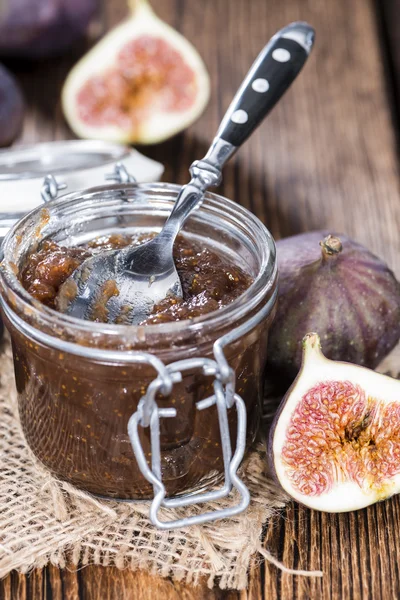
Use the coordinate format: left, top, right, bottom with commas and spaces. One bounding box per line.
0, 182, 277, 527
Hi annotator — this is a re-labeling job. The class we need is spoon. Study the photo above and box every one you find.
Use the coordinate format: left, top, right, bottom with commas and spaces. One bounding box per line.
58, 22, 315, 324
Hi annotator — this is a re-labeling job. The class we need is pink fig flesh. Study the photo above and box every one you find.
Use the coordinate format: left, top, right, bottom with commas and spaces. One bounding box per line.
270, 333, 400, 512
76, 36, 199, 133
282, 380, 400, 497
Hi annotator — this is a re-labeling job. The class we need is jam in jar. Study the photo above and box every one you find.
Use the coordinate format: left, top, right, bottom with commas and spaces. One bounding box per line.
0, 183, 277, 502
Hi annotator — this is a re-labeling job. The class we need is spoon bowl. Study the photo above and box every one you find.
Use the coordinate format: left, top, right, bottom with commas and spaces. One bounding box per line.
57, 236, 182, 324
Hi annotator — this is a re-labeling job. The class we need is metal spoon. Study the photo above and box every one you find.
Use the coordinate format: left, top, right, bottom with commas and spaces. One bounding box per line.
58, 22, 315, 324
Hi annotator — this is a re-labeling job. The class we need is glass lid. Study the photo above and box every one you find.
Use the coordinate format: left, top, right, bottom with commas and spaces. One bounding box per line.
0, 140, 131, 181
0, 140, 164, 221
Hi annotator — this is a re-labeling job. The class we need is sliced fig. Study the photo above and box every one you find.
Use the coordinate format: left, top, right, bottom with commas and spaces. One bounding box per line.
0, 0, 98, 59
0, 64, 24, 147
269, 333, 400, 512
62, 0, 210, 144
267, 231, 400, 381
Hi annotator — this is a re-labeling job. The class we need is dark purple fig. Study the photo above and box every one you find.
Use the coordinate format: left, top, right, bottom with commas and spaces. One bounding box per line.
267, 231, 400, 381
0, 64, 24, 146
0, 0, 99, 59
269, 332, 400, 512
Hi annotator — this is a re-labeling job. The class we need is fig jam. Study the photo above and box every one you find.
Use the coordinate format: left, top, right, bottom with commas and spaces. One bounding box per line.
1, 184, 277, 501
20, 233, 252, 324
10, 232, 272, 499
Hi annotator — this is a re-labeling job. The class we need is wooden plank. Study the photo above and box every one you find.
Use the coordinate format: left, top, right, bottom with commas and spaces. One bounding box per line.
1, 0, 400, 597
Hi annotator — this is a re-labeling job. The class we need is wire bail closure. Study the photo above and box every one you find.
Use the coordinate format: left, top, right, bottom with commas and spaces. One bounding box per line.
128, 358, 250, 529
126, 294, 277, 530
128, 356, 250, 530
40, 174, 67, 203
105, 162, 137, 184
40, 162, 136, 205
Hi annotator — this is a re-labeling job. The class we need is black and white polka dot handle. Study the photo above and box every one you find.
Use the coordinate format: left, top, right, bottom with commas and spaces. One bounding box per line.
158, 23, 315, 255
215, 22, 315, 148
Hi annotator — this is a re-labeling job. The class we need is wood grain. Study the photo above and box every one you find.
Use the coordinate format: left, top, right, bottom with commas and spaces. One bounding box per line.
1, 0, 400, 597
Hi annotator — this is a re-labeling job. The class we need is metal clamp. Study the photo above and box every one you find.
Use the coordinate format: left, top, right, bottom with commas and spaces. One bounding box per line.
105, 162, 136, 184
128, 363, 249, 530
125, 290, 277, 529
126, 291, 277, 530
41, 175, 67, 203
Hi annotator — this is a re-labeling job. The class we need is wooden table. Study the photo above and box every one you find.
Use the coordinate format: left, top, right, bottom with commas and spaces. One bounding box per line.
1, 0, 400, 597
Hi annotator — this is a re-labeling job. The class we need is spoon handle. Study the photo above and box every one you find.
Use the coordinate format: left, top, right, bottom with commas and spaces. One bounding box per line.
214, 22, 315, 149
162, 22, 315, 237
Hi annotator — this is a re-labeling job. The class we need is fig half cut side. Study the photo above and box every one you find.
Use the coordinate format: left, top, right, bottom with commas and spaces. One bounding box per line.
62, 0, 210, 144
269, 333, 400, 513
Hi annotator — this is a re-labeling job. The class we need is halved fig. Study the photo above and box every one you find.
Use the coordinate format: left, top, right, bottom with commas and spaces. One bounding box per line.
269, 333, 400, 512
62, 0, 210, 144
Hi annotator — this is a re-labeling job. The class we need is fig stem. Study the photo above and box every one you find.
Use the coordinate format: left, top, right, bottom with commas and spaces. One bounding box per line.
302, 332, 325, 365
127, 0, 150, 15
320, 235, 343, 262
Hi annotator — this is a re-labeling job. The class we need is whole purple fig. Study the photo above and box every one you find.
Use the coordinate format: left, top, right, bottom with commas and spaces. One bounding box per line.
267, 231, 400, 381
0, 0, 99, 59
0, 64, 24, 146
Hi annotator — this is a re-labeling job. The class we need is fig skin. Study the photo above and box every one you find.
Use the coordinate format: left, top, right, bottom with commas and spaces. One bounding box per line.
0, 0, 98, 59
269, 333, 400, 512
267, 231, 400, 382
0, 64, 24, 147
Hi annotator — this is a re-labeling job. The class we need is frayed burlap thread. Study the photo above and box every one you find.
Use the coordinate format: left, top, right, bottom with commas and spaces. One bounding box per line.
0, 341, 324, 589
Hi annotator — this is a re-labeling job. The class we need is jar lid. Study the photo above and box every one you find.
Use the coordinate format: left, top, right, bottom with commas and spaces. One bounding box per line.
0, 140, 164, 233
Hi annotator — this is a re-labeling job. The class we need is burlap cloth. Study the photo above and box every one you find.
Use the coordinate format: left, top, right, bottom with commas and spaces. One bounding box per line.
2, 339, 398, 590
